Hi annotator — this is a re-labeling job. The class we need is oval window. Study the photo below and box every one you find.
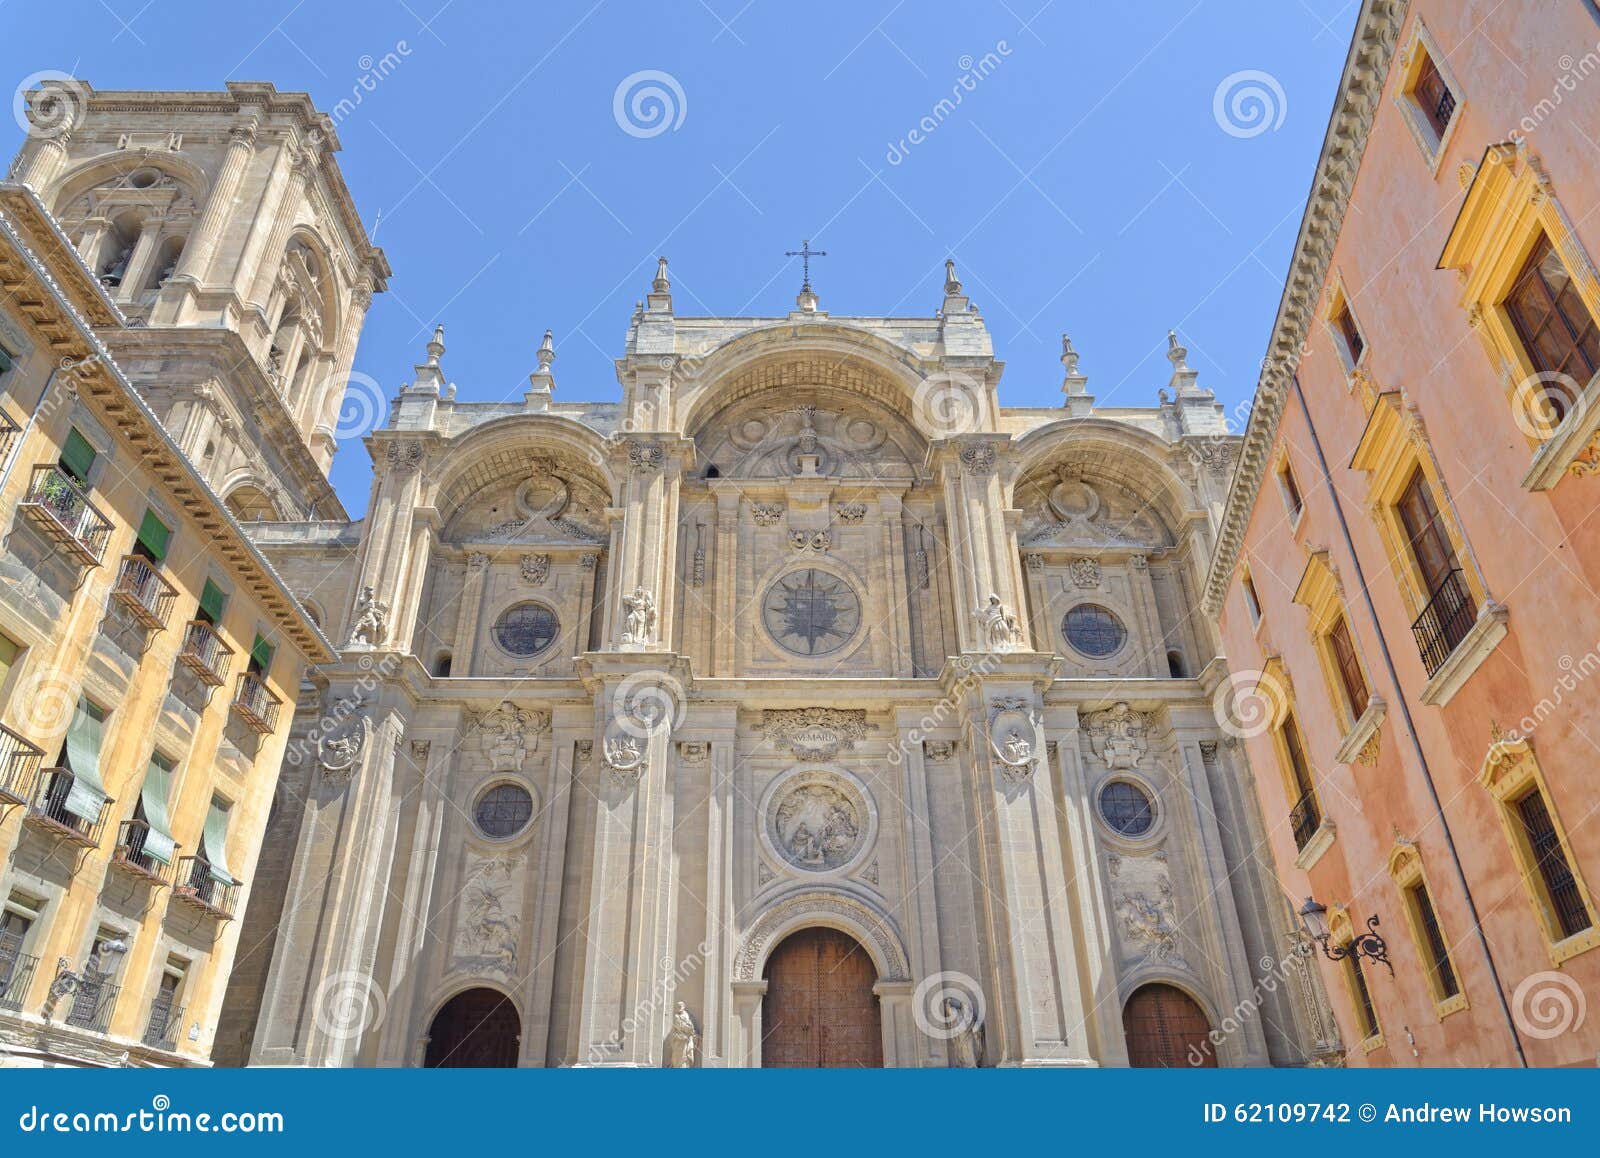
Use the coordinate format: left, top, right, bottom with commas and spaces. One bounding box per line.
1062, 604, 1127, 658
492, 602, 560, 658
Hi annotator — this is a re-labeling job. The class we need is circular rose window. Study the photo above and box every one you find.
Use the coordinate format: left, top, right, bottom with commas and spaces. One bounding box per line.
1062, 604, 1126, 658
493, 601, 560, 658
1099, 780, 1155, 836
762, 569, 862, 657
474, 782, 534, 838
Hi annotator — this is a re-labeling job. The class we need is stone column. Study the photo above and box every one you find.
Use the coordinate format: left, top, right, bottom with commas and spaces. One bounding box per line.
960, 658, 1094, 1066
519, 710, 585, 1066
1022, 554, 1051, 653
711, 487, 740, 676
696, 717, 737, 1064
375, 738, 446, 1065
1124, 554, 1165, 677
938, 436, 1029, 653
604, 437, 691, 651
573, 552, 600, 654
18, 131, 72, 192
892, 719, 947, 1065
879, 491, 914, 677
730, 981, 767, 1067
173, 118, 258, 287
237, 140, 299, 311
116, 216, 164, 302
573, 654, 685, 1065
450, 553, 491, 673
75, 215, 112, 270
875, 981, 918, 1065
346, 437, 428, 649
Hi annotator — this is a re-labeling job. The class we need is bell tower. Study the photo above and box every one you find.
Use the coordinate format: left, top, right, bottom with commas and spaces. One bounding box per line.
10, 80, 390, 519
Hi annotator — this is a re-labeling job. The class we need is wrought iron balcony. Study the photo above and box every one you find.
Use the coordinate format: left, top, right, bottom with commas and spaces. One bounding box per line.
111, 819, 174, 887
172, 855, 240, 920
1290, 790, 1322, 852
111, 554, 178, 630
231, 672, 281, 735
62, 970, 119, 1033
142, 996, 184, 1050
0, 722, 44, 806
22, 767, 109, 849
0, 408, 20, 462
17, 464, 113, 566
1411, 568, 1477, 678
177, 620, 233, 687
0, 951, 37, 1012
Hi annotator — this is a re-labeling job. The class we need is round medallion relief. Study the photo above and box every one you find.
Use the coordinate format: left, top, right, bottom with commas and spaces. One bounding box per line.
761, 568, 862, 657
762, 768, 875, 876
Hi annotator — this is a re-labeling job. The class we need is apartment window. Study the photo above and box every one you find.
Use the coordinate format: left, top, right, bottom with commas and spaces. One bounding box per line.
0, 894, 43, 1010
1412, 52, 1456, 139
1334, 301, 1365, 368
1503, 234, 1600, 420
66, 927, 125, 1031
196, 578, 227, 626
1397, 468, 1476, 676
0, 630, 20, 693
1278, 711, 1321, 851
1241, 569, 1262, 624
0, 340, 14, 376
1516, 788, 1592, 941
1278, 459, 1304, 523
1345, 954, 1381, 1043
1327, 616, 1369, 719
143, 957, 187, 1049
1407, 879, 1460, 1000
248, 633, 274, 676
133, 509, 172, 563
59, 427, 98, 486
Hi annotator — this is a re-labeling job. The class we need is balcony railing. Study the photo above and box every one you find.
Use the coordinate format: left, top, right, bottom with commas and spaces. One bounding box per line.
172, 856, 240, 920
1290, 790, 1322, 852
0, 722, 45, 806
142, 996, 184, 1050
1411, 568, 1477, 678
0, 408, 21, 462
63, 971, 119, 1033
177, 620, 233, 687
111, 554, 178, 630
111, 820, 174, 886
231, 672, 281, 735
0, 952, 37, 1012
17, 464, 113, 566
22, 767, 109, 848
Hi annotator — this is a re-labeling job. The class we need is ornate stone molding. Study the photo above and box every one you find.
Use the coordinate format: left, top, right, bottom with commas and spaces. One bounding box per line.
624, 439, 664, 471
751, 503, 784, 527
317, 714, 371, 782
1083, 702, 1150, 770
733, 889, 910, 982
520, 553, 550, 586
384, 441, 423, 475
760, 708, 871, 760
987, 696, 1040, 784
958, 442, 996, 476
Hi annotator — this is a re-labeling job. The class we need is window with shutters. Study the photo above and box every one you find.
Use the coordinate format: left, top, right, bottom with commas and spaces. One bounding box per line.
59, 427, 98, 486
196, 578, 227, 626
1502, 234, 1600, 429
1276, 456, 1304, 524
1389, 843, 1467, 1015
1395, 23, 1462, 168
1275, 708, 1323, 856
1327, 617, 1369, 720
133, 509, 172, 563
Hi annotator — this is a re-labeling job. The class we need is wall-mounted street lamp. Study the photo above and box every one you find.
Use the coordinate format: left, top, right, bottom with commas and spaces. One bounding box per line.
1298, 898, 1393, 976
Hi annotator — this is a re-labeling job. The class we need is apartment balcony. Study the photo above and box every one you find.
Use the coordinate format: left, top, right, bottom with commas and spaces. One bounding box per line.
61, 970, 119, 1034
1411, 568, 1477, 678
17, 464, 113, 566
111, 554, 178, 630
172, 855, 240, 920
0, 408, 20, 462
110, 820, 174, 887
0, 722, 45, 806
230, 672, 280, 735
22, 767, 109, 849
177, 620, 233, 687
142, 997, 184, 1050
1289, 790, 1322, 853
0, 952, 37, 1012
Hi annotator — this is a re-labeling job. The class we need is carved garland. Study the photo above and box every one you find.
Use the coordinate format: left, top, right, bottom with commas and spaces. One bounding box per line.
733, 890, 910, 982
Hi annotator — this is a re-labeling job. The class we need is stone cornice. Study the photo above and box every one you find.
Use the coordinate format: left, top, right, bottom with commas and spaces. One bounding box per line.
1201, 0, 1407, 617
0, 191, 337, 665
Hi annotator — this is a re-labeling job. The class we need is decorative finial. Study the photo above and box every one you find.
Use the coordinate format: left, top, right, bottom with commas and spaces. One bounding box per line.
1166, 329, 1188, 370
944, 258, 962, 295
654, 256, 670, 291
426, 324, 445, 366
1060, 332, 1092, 412
536, 329, 555, 372
1060, 334, 1079, 376
785, 239, 828, 312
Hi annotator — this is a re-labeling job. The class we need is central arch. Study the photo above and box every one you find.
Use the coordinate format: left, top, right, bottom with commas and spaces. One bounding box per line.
1121, 982, 1217, 1068
423, 987, 520, 1068
761, 927, 883, 1068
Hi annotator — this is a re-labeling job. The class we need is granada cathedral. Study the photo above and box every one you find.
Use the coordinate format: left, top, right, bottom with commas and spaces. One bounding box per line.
1, 83, 1343, 1070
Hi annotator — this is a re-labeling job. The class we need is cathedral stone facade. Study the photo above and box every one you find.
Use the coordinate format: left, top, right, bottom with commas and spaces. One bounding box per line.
220, 260, 1337, 1068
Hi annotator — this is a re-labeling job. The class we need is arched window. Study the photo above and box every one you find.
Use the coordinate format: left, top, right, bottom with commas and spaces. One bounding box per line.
1166, 649, 1187, 678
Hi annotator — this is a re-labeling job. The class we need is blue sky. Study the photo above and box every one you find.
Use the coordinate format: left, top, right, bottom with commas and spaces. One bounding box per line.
6, 1, 1359, 515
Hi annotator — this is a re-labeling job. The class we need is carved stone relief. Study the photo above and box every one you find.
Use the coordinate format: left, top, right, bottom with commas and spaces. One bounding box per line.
1083, 702, 1150, 770
449, 852, 525, 978
1107, 849, 1187, 968
764, 768, 872, 874
760, 708, 872, 760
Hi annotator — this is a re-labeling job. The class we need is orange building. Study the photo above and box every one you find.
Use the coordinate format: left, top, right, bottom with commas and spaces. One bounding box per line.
1208, 0, 1600, 1065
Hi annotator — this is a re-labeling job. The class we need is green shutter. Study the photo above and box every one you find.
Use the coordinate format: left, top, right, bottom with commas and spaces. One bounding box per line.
139, 755, 176, 865
202, 798, 235, 884
0, 345, 13, 374
198, 579, 226, 624
60, 429, 97, 484
62, 699, 108, 822
249, 634, 274, 674
136, 510, 172, 562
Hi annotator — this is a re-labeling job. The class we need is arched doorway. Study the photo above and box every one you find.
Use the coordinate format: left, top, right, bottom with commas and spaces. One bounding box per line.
761, 927, 882, 1067
1122, 983, 1217, 1068
423, 988, 520, 1068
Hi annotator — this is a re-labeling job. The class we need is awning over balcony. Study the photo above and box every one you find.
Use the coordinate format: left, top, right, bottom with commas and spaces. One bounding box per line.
139, 757, 176, 864
62, 698, 107, 822
202, 798, 235, 884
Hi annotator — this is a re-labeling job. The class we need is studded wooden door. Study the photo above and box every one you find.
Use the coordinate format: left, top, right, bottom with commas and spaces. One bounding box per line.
424, 988, 521, 1067
1122, 983, 1217, 1068
761, 927, 882, 1067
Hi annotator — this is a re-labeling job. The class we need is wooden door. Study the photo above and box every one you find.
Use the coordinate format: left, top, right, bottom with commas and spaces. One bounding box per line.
424, 988, 520, 1067
1122, 983, 1217, 1068
761, 927, 882, 1067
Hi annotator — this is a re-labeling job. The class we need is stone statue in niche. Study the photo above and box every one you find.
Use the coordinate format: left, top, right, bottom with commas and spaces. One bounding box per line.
946, 997, 985, 1068
621, 586, 656, 647
1085, 702, 1149, 770
665, 1002, 698, 1068
345, 585, 388, 648
975, 593, 1022, 652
